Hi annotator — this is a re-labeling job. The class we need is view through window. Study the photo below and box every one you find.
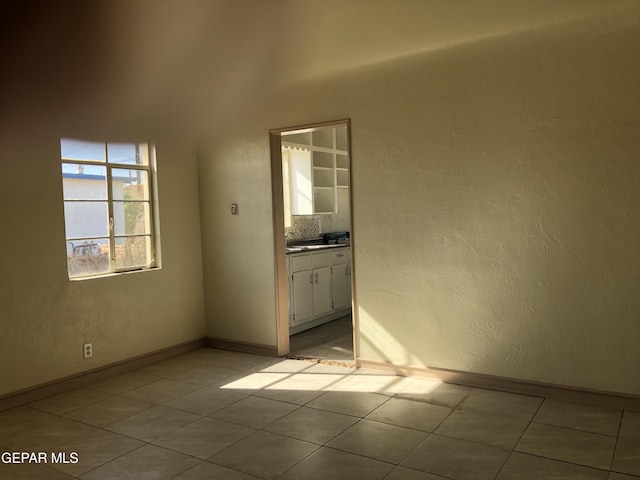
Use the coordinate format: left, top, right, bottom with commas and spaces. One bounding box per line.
60, 139, 159, 278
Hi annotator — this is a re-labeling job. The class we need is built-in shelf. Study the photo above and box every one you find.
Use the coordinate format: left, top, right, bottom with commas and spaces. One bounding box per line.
282, 125, 349, 215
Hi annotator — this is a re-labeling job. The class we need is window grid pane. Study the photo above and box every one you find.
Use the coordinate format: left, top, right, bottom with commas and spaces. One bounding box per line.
114, 235, 152, 269
112, 201, 151, 235
67, 238, 111, 278
63, 201, 109, 238
60, 139, 106, 162
112, 169, 149, 201
61, 138, 157, 278
107, 143, 148, 166
62, 164, 107, 200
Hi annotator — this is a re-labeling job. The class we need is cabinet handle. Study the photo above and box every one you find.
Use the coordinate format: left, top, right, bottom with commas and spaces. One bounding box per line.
309, 274, 313, 284
314, 272, 318, 284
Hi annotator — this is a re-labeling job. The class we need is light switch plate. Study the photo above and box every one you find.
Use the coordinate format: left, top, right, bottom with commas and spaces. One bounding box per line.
230, 203, 238, 215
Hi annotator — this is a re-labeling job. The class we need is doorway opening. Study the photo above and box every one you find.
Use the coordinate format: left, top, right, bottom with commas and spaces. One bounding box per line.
270, 120, 355, 364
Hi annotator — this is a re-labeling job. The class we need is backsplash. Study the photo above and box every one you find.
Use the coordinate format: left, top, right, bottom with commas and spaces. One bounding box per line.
288, 215, 321, 240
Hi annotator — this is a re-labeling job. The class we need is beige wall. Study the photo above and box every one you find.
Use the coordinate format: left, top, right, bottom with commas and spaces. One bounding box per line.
0, 122, 205, 397
2, 1, 639, 398
199, 6, 640, 395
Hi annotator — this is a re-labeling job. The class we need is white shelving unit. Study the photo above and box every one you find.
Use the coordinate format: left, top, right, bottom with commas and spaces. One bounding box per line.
282, 125, 349, 215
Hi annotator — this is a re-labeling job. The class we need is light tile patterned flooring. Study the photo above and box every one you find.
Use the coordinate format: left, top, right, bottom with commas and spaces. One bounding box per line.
0, 348, 639, 479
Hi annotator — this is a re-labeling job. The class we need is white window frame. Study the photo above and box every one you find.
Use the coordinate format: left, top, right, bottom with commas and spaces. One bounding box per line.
61, 139, 161, 279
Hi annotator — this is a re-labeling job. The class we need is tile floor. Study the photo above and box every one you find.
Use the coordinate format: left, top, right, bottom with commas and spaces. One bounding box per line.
289, 315, 354, 363
0, 347, 639, 480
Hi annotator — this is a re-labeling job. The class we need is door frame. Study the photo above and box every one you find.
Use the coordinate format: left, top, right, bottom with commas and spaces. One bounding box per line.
269, 119, 356, 358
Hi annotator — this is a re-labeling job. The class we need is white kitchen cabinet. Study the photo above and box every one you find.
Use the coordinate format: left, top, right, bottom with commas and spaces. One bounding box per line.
292, 270, 314, 322
331, 248, 351, 311
313, 266, 332, 316
288, 246, 351, 334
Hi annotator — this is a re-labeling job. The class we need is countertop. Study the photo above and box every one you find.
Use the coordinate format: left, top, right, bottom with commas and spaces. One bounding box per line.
286, 243, 350, 254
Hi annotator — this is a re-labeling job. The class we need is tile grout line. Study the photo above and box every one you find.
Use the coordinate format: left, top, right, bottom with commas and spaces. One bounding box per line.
608, 408, 627, 475
490, 394, 545, 480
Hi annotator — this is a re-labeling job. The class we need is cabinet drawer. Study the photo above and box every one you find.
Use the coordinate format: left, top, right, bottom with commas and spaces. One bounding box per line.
331, 249, 349, 264
312, 251, 331, 268
290, 254, 312, 272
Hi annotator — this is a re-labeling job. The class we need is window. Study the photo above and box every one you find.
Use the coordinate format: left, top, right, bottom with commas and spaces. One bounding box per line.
60, 138, 160, 279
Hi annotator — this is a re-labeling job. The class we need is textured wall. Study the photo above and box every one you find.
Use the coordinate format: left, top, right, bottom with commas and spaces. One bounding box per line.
200, 5, 640, 395
349, 12, 640, 394
3, 1, 639, 398
0, 120, 206, 399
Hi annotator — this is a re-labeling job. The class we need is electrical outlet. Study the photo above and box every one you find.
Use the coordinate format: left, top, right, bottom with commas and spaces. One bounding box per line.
83, 343, 93, 359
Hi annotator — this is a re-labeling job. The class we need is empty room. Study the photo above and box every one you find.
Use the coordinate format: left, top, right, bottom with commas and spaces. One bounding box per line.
1, 1, 639, 479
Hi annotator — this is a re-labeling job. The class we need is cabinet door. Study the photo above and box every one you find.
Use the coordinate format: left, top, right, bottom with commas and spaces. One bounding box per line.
292, 270, 314, 324
313, 266, 332, 317
332, 263, 351, 311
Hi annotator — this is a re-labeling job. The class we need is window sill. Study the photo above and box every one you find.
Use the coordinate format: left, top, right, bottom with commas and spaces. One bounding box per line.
69, 266, 162, 281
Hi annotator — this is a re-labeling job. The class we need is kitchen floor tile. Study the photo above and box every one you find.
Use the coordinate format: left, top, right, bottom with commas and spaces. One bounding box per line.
619, 411, 640, 439
86, 369, 160, 394
366, 397, 451, 432
1, 408, 98, 451
396, 380, 473, 408
277, 446, 394, 480
106, 405, 200, 442
204, 351, 278, 371
257, 358, 317, 374
301, 362, 357, 375
264, 406, 359, 444
515, 422, 617, 470
175, 347, 231, 364
327, 418, 428, 464
0, 463, 77, 480
533, 399, 622, 436
208, 431, 318, 480
330, 372, 416, 395
120, 378, 200, 404
63, 395, 153, 427
163, 364, 240, 386
27, 387, 112, 415
609, 473, 640, 480
402, 434, 510, 480
49, 428, 143, 476
210, 371, 297, 394
262, 371, 350, 392
435, 408, 530, 449
136, 358, 196, 379
78, 444, 200, 480
162, 385, 247, 415
612, 410, 640, 476
152, 417, 255, 459
385, 466, 451, 480
306, 390, 389, 417
209, 395, 299, 429
0, 406, 94, 448
459, 388, 543, 420
497, 452, 609, 479
611, 436, 640, 476
173, 462, 262, 479
4, 348, 640, 480
253, 386, 325, 405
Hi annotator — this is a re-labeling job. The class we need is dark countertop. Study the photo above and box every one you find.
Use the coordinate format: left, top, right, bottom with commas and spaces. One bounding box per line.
286, 244, 350, 254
